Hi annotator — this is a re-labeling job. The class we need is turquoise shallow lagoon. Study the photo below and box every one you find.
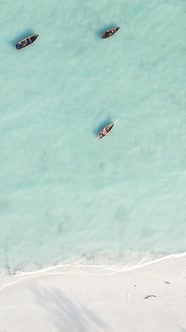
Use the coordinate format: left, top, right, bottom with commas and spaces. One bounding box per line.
0, 0, 186, 273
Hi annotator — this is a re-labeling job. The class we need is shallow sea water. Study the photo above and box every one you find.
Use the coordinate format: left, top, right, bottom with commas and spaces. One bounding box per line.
0, 0, 186, 273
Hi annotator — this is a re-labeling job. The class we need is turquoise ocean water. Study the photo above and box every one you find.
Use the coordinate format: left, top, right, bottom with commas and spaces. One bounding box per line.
0, 0, 186, 274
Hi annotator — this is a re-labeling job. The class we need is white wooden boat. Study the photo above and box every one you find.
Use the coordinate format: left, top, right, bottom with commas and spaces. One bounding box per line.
15, 34, 39, 50
101, 27, 120, 39
97, 119, 119, 139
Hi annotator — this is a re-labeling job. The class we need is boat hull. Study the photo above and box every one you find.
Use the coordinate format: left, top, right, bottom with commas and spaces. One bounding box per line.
97, 123, 114, 139
15, 34, 39, 50
101, 27, 120, 39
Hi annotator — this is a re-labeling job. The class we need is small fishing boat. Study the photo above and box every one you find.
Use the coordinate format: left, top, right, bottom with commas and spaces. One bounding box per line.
97, 119, 119, 139
15, 34, 39, 50
101, 27, 120, 39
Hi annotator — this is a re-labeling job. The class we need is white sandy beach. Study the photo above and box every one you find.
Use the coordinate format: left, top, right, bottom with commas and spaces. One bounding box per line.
0, 255, 186, 332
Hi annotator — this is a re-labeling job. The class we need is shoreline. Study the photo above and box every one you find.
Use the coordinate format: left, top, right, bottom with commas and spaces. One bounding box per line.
0, 254, 185, 331
1, 252, 186, 291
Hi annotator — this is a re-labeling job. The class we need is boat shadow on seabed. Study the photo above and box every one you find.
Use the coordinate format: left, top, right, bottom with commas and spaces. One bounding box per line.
93, 116, 113, 136
8, 28, 35, 48
96, 22, 118, 37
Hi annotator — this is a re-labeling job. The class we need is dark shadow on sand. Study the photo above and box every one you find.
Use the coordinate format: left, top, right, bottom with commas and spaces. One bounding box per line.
178, 326, 186, 332
33, 287, 112, 332
8, 28, 35, 48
